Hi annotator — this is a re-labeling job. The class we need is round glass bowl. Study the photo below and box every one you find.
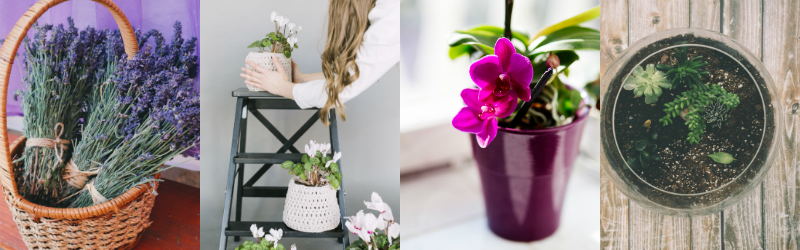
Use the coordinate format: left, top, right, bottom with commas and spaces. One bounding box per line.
601, 29, 783, 216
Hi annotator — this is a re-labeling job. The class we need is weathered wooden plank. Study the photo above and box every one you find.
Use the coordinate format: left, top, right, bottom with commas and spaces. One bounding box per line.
600, 0, 629, 77
601, 158, 629, 250
628, 0, 690, 43
721, 1, 764, 249
600, 1, 630, 248
761, 0, 799, 249
692, 214, 722, 250
625, 1, 693, 249
689, 0, 721, 32
629, 202, 691, 250
688, 2, 724, 248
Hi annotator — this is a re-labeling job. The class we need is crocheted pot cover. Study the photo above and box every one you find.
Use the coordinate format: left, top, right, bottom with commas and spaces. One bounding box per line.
245, 52, 293, 92
283, 179, 340, 233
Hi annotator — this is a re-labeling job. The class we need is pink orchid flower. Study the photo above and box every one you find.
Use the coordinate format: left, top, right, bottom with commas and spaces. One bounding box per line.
452, 88, 516, 148
470, 37, 534, 103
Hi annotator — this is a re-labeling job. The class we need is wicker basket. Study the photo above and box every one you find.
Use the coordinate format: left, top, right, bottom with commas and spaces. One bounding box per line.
0, 0, 161, 249
245, 51, 292, 91
282, 179, 340, 233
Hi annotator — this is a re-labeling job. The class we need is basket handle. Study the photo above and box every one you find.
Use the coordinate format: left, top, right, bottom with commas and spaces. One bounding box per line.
0, 0, 139, 196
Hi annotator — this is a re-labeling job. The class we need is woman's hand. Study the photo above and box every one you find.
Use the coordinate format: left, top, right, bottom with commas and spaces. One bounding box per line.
241, 55, 294, 99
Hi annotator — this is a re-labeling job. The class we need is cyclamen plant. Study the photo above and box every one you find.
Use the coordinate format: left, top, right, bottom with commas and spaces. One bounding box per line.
345, 192, 400, 250
280, 140, 342, 189
248, 11, 301, 58
236, 226, 297, 250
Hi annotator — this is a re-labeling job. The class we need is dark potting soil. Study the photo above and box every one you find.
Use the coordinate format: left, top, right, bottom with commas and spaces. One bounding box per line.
613, 46, 765, 194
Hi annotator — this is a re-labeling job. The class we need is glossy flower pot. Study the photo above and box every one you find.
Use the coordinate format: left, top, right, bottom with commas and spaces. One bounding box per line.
471, 109, 588, 241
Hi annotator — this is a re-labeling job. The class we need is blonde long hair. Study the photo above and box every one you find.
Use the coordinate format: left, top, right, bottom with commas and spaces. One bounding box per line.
319, 0, 375, 125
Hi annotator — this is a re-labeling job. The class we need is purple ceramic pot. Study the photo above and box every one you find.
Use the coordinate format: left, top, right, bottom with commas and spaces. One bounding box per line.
471, 109, 588, 242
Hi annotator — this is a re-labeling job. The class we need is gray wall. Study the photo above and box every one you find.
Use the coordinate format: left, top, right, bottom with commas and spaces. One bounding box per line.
200, 1, 400, 248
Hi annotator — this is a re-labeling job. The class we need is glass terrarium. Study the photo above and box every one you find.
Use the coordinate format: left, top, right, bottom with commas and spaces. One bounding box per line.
601, 29, 783, 216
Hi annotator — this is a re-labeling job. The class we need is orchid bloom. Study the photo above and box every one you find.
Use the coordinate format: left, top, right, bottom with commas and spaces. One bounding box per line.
452, 88, 516, 148
387, 222, 400, 244
326, 151, 341, 168
270, 11, 277, 22
305, 140, 318, 157
249, 224, 265, 239
470, 37, 533, 103
263, 228, 283, 248
365, 192, 394, 221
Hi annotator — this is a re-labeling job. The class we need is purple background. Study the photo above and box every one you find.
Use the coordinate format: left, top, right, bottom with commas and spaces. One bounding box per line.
0, 0, 200, 116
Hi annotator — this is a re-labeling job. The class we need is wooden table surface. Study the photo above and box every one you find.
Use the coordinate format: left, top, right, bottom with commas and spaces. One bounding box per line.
0, 133, 200, 250
600, 0, 800, 249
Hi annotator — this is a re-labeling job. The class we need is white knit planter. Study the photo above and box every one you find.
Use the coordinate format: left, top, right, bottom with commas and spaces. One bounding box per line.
245, 52, 292, 92
283, 179, 340, 233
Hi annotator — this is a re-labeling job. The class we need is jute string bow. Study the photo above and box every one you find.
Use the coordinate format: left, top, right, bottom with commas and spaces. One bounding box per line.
24, 123, 71, 169
63, 159, 100, 189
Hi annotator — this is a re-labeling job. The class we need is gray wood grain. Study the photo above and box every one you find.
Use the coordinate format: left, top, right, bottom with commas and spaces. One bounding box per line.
599, 0, 630, 249
761, 0, 800, 249
689, 0, 721, 32
692, 214, 722, 250
720, 1, 764, 249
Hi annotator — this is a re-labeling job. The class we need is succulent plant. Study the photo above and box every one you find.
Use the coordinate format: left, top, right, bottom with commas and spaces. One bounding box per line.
623, 64, 672, 104
702, 100, 731, 128
626, 121, 662, 170
657, 46, 709, 88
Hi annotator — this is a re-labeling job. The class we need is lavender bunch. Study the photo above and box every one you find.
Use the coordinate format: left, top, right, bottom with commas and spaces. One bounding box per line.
68, 23, 199, 208
16, 19, 112, 205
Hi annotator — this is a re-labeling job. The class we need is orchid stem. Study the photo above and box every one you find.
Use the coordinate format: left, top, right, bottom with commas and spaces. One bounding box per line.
510, 68, 554, 128
504, 0, 514, 38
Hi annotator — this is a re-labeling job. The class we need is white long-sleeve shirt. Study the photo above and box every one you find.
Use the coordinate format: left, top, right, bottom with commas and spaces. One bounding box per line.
291, 0, 400, 109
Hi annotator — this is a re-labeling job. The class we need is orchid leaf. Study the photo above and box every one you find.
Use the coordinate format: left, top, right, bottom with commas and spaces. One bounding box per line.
708, 152, 734, 164
447, 34, 495, 55
532, 6, 600, 40
465, 25, 530, 45
449, 44, 473, 59
530, 26, 599, 51
529, 38, 600, 56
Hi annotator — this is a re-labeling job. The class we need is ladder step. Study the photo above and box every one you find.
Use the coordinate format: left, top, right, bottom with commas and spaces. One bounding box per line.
233, 153, 304, 164
226, 221, 345, 238
242, 186, 288, 197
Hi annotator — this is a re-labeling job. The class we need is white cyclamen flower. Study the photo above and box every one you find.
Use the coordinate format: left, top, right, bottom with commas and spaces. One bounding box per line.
278, 16, 289, 27
288, 37, 298, 47
263, 228, 283, 248
365, 192, 394, 221
387, 222, 400, 244
287, 23, 296, 33
325, 151, 341, 168
250, 224, 265, 238
297, 25, 302, 32
270, 11, 277, 22
318, 142, 331, 156
291, 244, 297, 250
305, 140, 318, 157
345, 210, 372, 243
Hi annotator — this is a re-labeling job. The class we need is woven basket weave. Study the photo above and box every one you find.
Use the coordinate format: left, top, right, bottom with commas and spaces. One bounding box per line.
282, 179, 340, 233
245, 52, 292, 92
0, 1, 161, 249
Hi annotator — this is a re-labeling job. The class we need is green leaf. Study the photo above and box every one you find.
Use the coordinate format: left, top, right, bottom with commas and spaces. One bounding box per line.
447, 34, 495, 55
453, 30, 500, 47
532, 6, 600, 40
708, 152, 734, 164
261, 38, 271, 48
530, 26, 599, 51
248, 40, 262, 48
294, 44, 299, 49
330, 163, 340, 173
530, 38, 600, 56
294, 164, 303, 176
268, 32, 278, 40
275, 244, 285, 250
304, 162, 313, 171
467, 25, 530, 45
448, 44, 473, 59
281, 161, 294, 170
374, 234, 389, 248
570, 89, 582, 114
302, 154, 309, 163
284, 49, 291, 58
330, 178, 340, 190
635, 139, 648, 151
299, 171, 307, 181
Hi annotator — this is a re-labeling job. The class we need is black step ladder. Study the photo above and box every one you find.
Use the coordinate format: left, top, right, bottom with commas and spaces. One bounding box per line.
219, 88, 349, 250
